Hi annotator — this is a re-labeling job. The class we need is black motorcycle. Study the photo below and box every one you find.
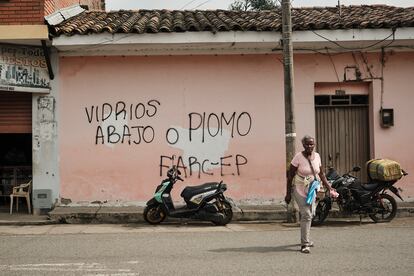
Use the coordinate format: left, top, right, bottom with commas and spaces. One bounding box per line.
312, 166, 407, 225
143, 166, 233, 226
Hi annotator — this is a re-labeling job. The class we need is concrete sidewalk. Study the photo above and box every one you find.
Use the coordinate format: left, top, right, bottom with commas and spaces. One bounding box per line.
1, 201, 413, 226
0, 213, 56, 226
47, 204, 289, 224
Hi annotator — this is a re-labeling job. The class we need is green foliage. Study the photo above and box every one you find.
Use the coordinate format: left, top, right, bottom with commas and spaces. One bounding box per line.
229, 0, 279, 11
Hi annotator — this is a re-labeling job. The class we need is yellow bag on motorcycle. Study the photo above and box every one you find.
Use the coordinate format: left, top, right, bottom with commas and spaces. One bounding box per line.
367, 159, 403, 181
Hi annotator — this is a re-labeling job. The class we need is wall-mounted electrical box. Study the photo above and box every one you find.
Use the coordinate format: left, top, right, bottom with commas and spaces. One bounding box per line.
33, 189, 52, 211
344, 66, 361, 81
380, 108, 394, 128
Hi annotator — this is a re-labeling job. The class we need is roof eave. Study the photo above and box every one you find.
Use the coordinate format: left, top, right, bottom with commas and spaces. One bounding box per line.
52, 27, 414, 56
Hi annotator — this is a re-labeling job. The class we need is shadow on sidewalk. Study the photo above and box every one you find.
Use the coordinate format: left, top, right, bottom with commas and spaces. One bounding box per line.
209, 244, 300, 253
312, 220, 373, 227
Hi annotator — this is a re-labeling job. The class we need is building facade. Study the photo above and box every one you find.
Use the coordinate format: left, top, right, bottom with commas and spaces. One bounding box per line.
46, 6, 414, 206
2, 5, 414, 213
0, 0, 104, 214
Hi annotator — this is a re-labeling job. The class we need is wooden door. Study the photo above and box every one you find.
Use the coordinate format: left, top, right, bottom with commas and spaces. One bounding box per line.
315, 95, 370, 181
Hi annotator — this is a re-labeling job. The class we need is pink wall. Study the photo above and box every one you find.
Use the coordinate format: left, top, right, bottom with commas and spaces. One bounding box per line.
59, 55, 286, 203
293, 52, 414, 199
371, 52, 414, 199
59, 51, 414, 203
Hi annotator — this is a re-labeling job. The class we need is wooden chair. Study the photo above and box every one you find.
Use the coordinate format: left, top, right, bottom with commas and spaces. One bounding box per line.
10, 180, 32, 214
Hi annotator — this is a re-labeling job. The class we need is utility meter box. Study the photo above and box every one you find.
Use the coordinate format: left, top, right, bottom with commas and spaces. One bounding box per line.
33, 189, 52, 209
380, 108, 394, 128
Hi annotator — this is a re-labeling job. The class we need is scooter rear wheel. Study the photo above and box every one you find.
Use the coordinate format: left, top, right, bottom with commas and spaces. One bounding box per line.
213, 201, 233, 226
143, 205, 166, 224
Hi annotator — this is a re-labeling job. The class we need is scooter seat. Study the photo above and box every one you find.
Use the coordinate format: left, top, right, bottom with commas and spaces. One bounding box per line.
361, 183, 379, 191
181, 182, 219, 200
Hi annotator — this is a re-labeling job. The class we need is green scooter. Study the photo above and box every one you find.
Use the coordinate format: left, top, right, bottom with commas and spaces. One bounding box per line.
144, 166, 233, 225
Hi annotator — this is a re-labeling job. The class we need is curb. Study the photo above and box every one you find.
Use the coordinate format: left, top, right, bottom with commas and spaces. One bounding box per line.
48, 210, 288, 224
1, 205, 413, 226
47, 206, 414, 225
0, 219, 59, 226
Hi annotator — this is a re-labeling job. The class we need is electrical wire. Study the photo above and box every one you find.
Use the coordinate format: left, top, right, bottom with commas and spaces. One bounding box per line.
359, 52, 375, 79
192, 0, 214, 10
380, 47, 385, 109
311, 29, 396, 51
388, 45, 414, 50
351, 51, 360, 69
290, 34, 398, 55
325, 48, 342, 88
292, 48, 345, 56
58, 32, 137, 53
180, 0, 200, 10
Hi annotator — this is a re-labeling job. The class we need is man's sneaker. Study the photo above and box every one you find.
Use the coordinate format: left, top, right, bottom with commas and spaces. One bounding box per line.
301, 246, 311, 254
309, 241, 314, 247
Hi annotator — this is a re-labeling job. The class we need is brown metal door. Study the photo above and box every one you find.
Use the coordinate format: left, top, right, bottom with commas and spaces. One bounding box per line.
315, 103, 370, 181
0, 92, 32, 133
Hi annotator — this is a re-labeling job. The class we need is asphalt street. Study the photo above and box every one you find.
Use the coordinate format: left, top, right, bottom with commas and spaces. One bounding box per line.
0, 218, 413, 276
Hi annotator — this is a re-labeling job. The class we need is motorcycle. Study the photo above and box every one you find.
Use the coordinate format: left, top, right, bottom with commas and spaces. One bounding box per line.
143, 166, 233, 226
312, 165, 408, 226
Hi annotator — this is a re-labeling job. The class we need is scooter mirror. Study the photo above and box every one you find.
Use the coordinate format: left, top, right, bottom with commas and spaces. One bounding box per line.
352, 166, 361, 172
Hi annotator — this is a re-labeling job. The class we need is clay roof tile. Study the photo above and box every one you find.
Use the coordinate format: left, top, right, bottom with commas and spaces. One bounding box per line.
48, 6, 414, 37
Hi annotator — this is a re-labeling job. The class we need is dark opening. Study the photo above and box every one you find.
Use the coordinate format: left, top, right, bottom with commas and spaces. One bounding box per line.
315, 95, 330, 106
315, 95, 368, 107
0, 134, 32, 166
0, 134, 32, 211
351, 95, 369, 105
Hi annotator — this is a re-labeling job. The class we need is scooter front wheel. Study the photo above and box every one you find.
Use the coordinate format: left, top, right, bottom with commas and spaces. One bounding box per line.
312, 198, 330, 226
213, 201, 233, 226
143, 205, 166, 225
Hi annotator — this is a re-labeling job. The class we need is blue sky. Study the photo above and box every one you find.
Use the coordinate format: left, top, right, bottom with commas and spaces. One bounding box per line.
106, 0, 412, 11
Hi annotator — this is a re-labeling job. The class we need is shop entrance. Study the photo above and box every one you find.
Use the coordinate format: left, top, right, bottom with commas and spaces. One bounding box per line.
0, 92, 32, 213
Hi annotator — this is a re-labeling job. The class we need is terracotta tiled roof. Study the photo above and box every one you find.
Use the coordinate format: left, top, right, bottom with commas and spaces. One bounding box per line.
49, 5, 414, 37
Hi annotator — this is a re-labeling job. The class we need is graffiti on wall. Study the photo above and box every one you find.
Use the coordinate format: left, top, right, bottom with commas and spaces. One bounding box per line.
84, 100, 160, 145
84, 100, 252, 178
161, 112, 251, 178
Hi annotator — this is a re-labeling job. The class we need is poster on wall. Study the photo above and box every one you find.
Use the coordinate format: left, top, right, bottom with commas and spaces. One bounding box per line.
0, 44, 50, 93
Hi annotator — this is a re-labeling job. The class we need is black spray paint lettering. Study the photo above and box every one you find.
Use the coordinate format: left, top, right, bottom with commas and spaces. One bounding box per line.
189, 112, 252, 142
160, 154, 248, 178
189, 157, 213, 177
85, 100, 161, 123
165, 127, 179, 145
160, 155, 188, 178
95, 125, 155, 145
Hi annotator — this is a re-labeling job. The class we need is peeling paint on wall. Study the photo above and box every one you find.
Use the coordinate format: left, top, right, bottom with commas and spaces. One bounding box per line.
169, 126, 231, 171
59, 55, 287, 202
160, 111, 252, 178
36, 96, 57, 141
32, 134, 41, 163
38, 96, 55, 122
